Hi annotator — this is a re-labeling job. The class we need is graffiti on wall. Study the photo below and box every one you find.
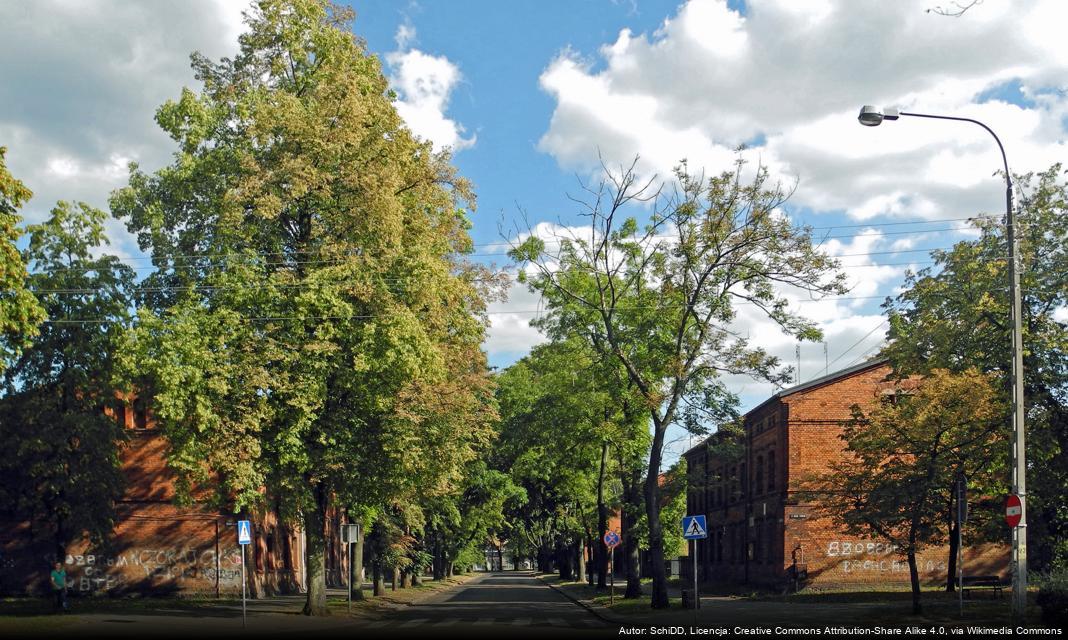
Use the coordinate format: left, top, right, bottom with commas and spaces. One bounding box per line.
63, 547, 243, 592
826, 540, 947, 575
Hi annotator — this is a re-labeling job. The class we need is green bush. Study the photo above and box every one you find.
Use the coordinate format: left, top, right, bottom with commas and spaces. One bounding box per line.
1036, 568, 1068, 626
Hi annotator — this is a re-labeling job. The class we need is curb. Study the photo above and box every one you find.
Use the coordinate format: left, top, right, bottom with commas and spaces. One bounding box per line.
535, 575, 624, 626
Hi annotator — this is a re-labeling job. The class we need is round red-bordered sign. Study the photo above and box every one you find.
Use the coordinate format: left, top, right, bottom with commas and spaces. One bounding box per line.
1005, 494, 1022, 528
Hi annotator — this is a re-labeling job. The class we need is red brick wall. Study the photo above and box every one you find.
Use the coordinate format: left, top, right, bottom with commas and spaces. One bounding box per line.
684, 361, 1010, 588
0, 401, 304, 597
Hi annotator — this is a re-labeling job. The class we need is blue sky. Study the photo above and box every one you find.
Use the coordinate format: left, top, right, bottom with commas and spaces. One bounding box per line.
2, 0, 1067, 460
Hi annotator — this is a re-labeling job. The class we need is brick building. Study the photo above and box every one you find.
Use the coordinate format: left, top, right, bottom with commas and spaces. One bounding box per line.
0, 393, 308, 597
681, 359, 1008, 588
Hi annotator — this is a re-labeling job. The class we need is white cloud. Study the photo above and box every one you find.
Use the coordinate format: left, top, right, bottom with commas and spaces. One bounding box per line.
0, 0, 250, 256
537, 0, 1068, 222
387, 26, 474, 153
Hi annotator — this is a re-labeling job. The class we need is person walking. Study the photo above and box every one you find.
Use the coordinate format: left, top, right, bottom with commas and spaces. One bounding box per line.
49, 561, 68, 612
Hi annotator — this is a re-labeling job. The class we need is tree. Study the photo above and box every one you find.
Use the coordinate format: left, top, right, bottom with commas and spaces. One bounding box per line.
0, 201, 133, 560
810, 369, 1006, 614
112, 0, 494, 614
510, 156, 846, 607
882, 164, 1068, 570
0, 147, 46, 370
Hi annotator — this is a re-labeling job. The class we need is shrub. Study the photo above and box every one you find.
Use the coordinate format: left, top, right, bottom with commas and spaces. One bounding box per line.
1036, 568, 1068, 626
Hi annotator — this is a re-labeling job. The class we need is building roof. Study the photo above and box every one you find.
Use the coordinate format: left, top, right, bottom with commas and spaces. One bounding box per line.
680, 357, 889, 460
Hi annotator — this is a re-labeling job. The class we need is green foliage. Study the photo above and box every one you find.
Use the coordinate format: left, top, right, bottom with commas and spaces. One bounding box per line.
882, 164, 1068, 570
0, 201, 133, 555
658, 460, 688, 558
809, 369, 1006, 613
0, 147, 46, 370
110, 0, 496, 613
509, 156, 846, 606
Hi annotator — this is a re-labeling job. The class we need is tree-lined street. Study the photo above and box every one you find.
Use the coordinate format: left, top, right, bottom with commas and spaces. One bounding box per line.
1, 0, 1066, 635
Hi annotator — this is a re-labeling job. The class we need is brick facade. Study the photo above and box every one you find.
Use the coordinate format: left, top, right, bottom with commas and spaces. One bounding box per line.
0, 395, 306, 596
682, 360, 1009, 588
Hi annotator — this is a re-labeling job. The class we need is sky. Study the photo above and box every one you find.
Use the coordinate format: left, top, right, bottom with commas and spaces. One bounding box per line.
2, 0, 1067, 461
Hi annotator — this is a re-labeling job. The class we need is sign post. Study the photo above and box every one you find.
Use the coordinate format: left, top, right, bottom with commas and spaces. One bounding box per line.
603, 530, 620, 605
237, 520, 252, 630
682, 515, 708, 611
341, 523, 360, 614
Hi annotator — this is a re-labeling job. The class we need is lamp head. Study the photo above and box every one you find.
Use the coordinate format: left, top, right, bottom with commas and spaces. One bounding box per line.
858, 105, 900, 127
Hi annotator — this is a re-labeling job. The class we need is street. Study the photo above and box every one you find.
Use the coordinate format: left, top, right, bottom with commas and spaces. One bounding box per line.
0, 571, 611, 638
352, 571, 607, 635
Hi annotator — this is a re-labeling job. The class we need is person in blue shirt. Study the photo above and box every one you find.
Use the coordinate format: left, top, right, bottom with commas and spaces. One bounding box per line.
49, 562, 67, 612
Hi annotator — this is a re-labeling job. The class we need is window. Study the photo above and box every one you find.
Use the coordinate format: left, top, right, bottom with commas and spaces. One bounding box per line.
767, 451, 776, 492
266, 532, 275, 571
730, 466, 738, 503
755, 456, 764, 497
740, 463, 747, 497
133, 397, 149, 430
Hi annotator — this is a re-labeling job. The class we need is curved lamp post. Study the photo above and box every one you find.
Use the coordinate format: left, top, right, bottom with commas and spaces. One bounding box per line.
858, 105, 1027, 618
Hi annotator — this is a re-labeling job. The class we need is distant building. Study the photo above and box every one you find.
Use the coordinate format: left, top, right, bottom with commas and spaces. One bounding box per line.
681, 359, 1008, 588
0, 392, 306, 596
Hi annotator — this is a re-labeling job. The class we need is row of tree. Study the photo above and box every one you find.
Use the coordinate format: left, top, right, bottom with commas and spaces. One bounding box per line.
0, 0, 524, 616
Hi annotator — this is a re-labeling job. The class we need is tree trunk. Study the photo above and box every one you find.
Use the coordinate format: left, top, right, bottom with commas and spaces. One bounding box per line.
946, 519, 958, 593
391, 566, 398, 591
446, 562, 454, 578
556, 539, 572, 580
352, 532, 365, 600
907, 548, 922, 615
302, 485, 330, 616
596, 441, 609, 588
372, 561, 385, 596
621, 463, 643, 598
645, 422, 670, 608
577, 541, 586, 585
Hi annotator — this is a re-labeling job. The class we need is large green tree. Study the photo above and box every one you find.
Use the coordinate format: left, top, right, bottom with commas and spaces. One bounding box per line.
882, 164, 1068, 569
810, 369, 1006, 615
112, 0, 494, 614
0, 147, 46, 370
0, 201, 133, 560
510, 157, 846, 607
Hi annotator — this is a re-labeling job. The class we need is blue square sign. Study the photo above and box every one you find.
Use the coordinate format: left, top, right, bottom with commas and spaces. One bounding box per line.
682, 515, 707, 540
237, 520, 252, 545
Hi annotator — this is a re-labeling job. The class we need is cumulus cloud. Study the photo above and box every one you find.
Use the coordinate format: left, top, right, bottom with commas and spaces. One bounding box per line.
0, 0, 250, 254
537, 0, 1068, 222
387, 26, 475, 153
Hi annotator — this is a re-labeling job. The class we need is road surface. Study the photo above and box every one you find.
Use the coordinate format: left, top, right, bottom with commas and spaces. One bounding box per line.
354, 571, 608, 635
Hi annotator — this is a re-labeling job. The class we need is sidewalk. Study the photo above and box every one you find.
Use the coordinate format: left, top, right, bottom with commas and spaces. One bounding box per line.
0, 573, 478, 637
536, 573, 1021, 628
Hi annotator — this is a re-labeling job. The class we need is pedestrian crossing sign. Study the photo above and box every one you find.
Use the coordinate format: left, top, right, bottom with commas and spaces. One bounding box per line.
237, 520, 252, 545
682, 515, 707, 540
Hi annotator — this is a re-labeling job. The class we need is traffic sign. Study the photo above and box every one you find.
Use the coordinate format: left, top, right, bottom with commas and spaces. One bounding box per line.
603, 530, 621, 548
1005, 494, 1022, 528
237, 520, 252, 545
341, 523, 360, 544
682, 515, 707, 540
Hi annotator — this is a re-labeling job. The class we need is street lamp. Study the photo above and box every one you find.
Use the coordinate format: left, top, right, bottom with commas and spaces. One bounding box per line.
857, 106, 1027, 618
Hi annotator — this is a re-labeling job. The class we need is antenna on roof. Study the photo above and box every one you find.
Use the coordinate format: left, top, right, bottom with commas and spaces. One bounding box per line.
795, 345, 801, 384
824, 342, 829, 376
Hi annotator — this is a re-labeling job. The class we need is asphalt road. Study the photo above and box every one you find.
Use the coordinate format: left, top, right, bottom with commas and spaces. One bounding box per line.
354, 571, 609, 636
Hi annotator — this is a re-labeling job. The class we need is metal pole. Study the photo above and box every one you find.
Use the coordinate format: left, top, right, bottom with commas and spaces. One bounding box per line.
609, 551, 614, 606
241, 544, 247, 630
897, 111, 1027, 618
693, 539, 698, 610
348, 540, 352, 614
